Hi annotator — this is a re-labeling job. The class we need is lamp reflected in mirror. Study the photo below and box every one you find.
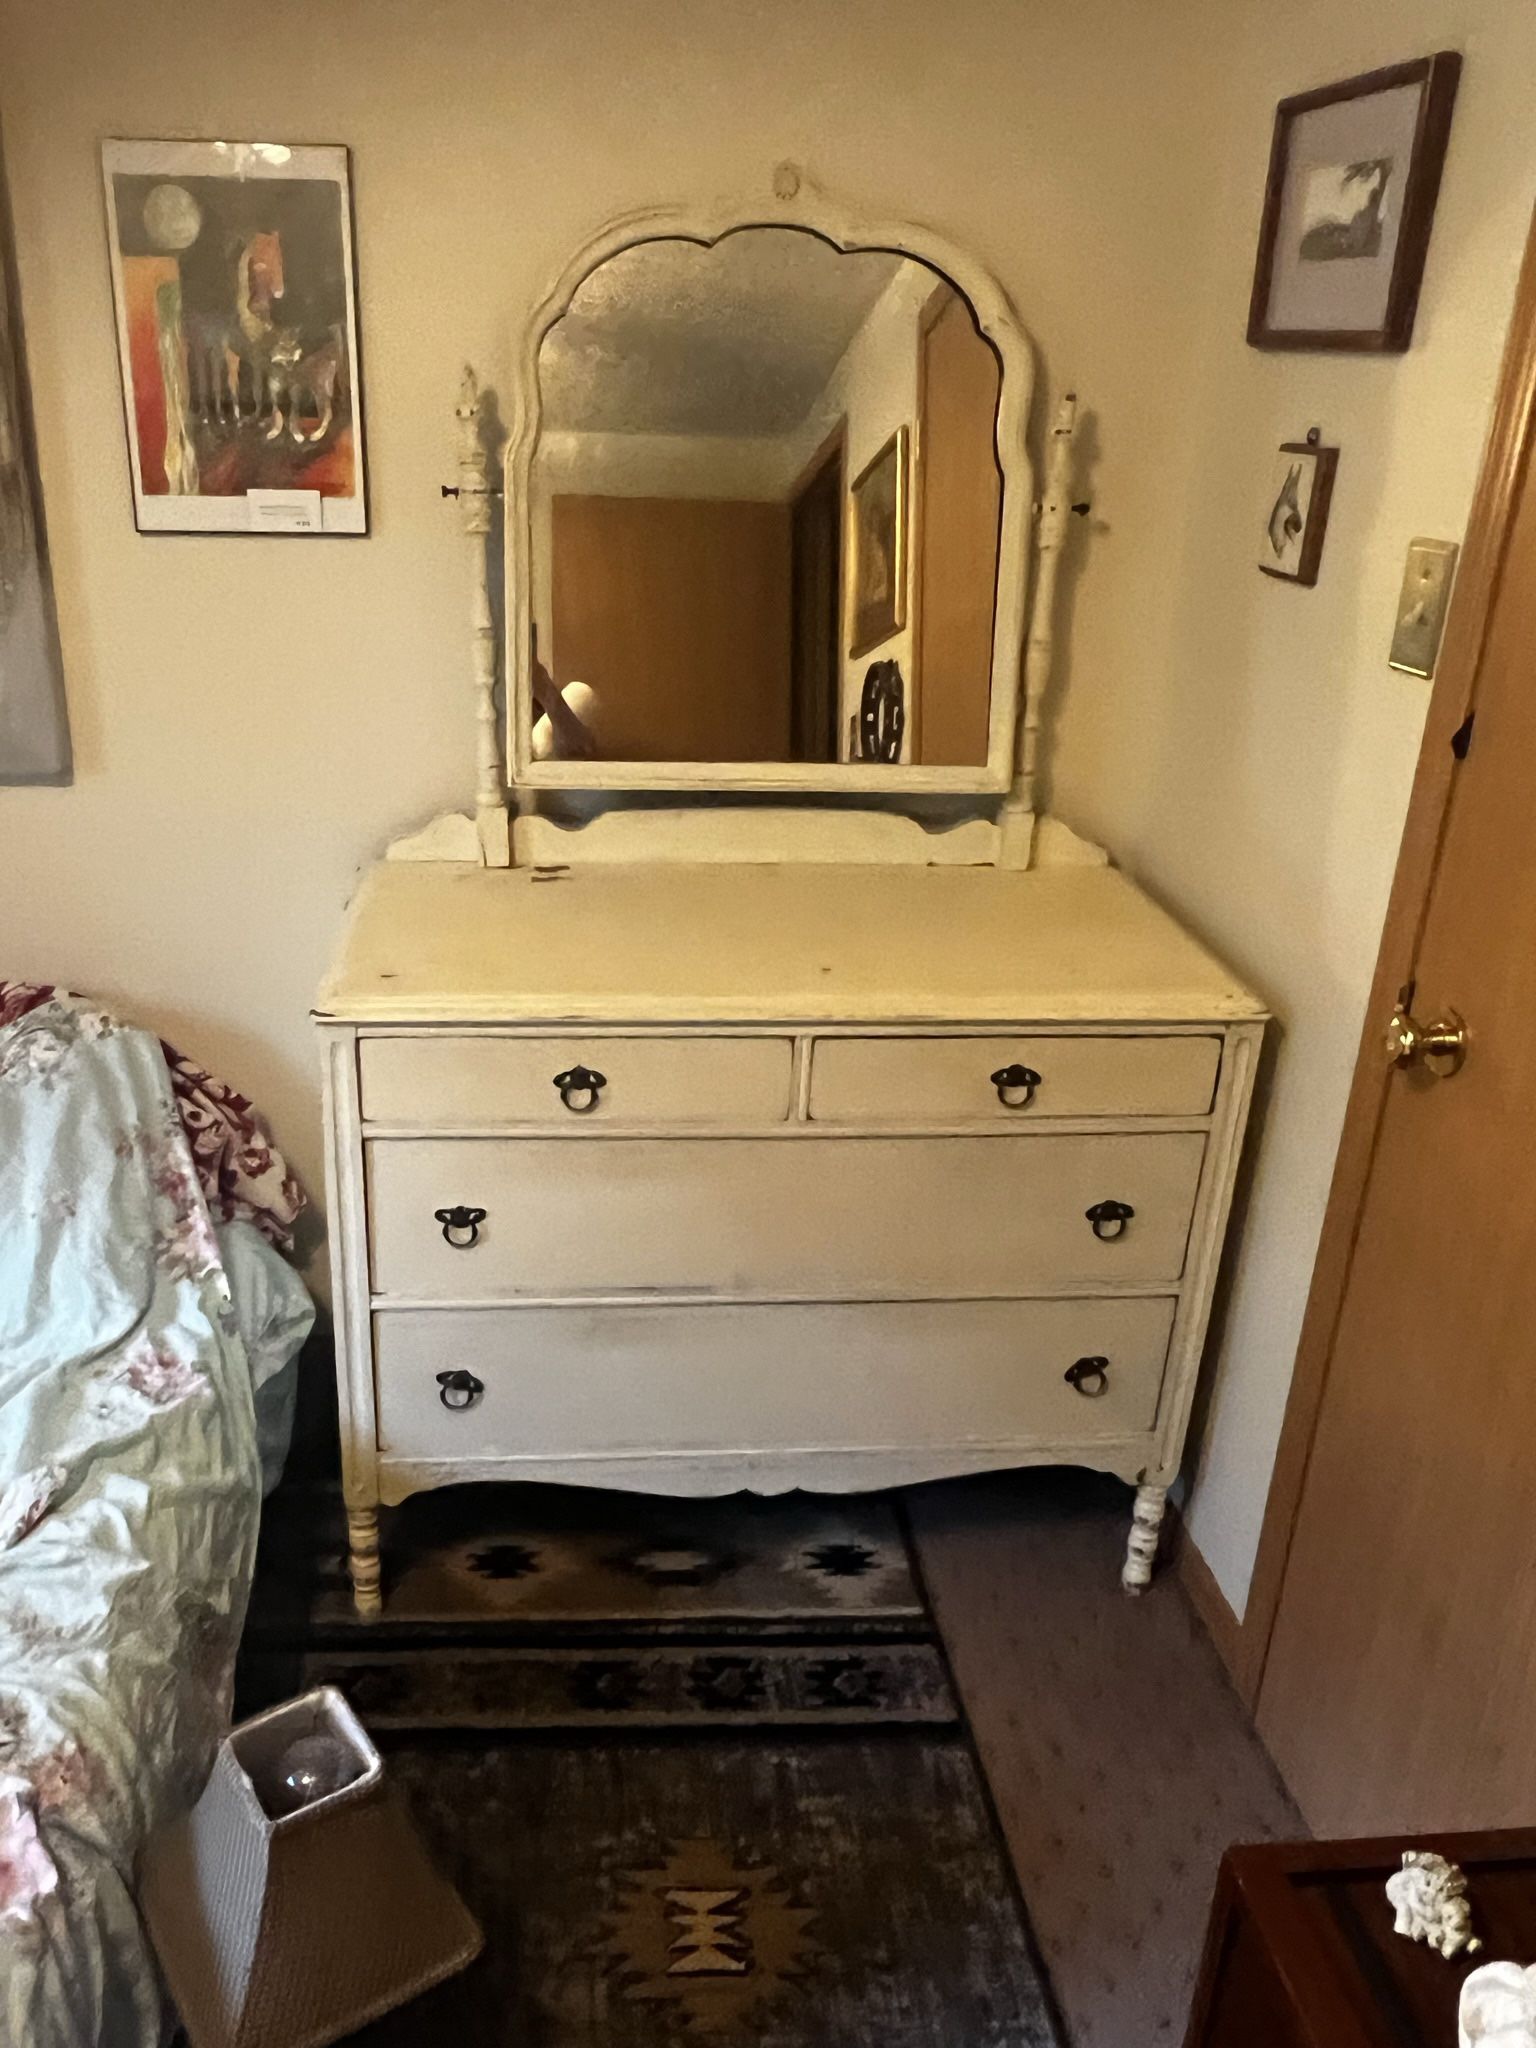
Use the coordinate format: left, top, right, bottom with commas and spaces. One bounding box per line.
528, 226, 1002, 769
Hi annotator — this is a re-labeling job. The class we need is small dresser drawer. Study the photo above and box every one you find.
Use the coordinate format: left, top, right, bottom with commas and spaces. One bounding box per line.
807, 1033, 1221, 1122
373, 1295, 1178, 1461
357, 1033, 793, 1127
367, 1132, 1206, 1300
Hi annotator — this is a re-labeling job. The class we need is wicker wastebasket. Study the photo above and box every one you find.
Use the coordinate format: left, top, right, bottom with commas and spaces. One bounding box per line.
140, 1687, 481, 2048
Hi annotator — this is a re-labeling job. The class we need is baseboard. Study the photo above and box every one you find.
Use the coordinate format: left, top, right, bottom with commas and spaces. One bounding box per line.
1167, 1505, 1246, 1699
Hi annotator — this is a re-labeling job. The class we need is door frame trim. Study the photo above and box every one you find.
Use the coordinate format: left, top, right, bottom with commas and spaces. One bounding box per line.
1235, 202, 1536, 1707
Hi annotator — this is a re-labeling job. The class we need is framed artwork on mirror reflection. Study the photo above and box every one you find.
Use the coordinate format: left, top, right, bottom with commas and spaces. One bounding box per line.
1247, 53, 1461, 353
101, 138, 367, 533
849, 425, 909, 657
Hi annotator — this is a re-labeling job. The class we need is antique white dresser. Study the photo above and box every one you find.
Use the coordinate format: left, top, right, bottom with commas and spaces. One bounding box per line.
316, 169, 1266, 1614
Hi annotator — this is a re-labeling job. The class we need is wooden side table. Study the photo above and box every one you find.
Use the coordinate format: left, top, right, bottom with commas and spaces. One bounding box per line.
1185, 1831, 1536, 2048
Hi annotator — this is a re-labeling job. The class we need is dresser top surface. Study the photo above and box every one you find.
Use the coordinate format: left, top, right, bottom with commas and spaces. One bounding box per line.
316, 861, 1267, 1025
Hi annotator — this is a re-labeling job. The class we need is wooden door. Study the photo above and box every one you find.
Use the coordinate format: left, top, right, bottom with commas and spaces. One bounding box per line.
788, 430, 843, 762
913, 286, 1002, 766
1255, 249, 1536, 1833
550, 494, 791, 761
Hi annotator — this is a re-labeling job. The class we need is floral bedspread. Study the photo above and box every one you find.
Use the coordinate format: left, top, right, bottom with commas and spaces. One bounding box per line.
0, 999, 272, 2048
0, 981, 304, 1250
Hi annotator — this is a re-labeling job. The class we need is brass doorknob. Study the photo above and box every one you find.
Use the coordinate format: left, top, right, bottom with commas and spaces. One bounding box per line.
1384, 1004, 1467, 1077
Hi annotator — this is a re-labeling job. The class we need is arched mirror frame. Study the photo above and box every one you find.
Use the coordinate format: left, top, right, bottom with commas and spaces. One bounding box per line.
503, 173, 1037, 797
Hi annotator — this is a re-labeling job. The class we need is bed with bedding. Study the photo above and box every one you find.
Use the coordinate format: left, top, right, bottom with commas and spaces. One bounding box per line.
0, 988, 313, 2048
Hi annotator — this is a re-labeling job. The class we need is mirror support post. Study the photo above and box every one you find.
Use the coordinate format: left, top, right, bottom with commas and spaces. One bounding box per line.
458, 366, 512, 867
999, 392, 1078, 868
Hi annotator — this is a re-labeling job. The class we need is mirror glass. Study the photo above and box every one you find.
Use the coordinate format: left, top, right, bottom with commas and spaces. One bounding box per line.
528, 226, 1003, 767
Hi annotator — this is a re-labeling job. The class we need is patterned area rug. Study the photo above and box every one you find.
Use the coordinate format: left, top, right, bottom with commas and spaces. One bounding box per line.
238, 1485, 1062, 2048
245, 1484, 926, 1638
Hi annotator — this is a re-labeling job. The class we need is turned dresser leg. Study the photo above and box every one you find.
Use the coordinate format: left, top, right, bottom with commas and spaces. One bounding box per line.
1121, 1482, 1168, 1595
346, 1504, 383, 1618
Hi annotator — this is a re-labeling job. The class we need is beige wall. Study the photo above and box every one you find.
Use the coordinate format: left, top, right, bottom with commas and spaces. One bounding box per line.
792, 259, 931, 760
3, 0, 1532, 1610
0, 0, 1224, 1229
1045, 3, 1536, 1613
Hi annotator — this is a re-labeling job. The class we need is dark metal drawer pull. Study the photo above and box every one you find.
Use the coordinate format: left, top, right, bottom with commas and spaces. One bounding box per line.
1086, 1199, 1135, 1241
434, 1204, 486, 1249
553, 1064, 607, 1114
990, 1062, 1042, 1108
1064, 1356, 1110, 1398
436, 1369, 484, 1411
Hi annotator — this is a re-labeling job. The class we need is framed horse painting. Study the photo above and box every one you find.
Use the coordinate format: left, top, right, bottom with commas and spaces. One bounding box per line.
101, 139, 367, 535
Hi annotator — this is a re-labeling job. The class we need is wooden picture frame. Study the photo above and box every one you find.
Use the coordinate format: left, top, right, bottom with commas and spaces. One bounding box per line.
1247, 53, 1461, 354
1258, 432, 1338, 586
101, 138, 368, 534
848, 425, 909, 659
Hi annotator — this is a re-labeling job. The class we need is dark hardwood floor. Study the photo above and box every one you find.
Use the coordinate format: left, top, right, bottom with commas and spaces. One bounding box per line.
909, 1468, 1303, 2048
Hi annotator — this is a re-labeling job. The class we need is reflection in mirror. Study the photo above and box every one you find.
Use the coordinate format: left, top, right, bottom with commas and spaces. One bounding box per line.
529, 227, 1002, 766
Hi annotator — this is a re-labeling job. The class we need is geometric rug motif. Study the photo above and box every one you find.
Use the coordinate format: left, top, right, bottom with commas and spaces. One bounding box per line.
338, 1736, 1062, 2048
599, 1837, 821, 2036
299, 1641, 957, 1730
349, 1488, 923, 1626
239, 1483, 1062, 2048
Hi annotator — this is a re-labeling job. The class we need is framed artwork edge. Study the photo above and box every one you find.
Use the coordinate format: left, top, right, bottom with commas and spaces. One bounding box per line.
1246, 49, 1463, 356
99, 135, 369, 537
848, 422, 910, 660
1258, 436, 1339, 587
0, 148, 73, 783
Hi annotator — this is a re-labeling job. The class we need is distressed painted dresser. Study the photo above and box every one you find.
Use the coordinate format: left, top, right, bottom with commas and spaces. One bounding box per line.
317, 169, 1270, 1612
316, 859, 1265, 1614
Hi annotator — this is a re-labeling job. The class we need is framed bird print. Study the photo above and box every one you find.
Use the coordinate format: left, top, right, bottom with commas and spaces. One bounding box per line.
1247, 54, 1461, 353
1259, 429, 1338, 586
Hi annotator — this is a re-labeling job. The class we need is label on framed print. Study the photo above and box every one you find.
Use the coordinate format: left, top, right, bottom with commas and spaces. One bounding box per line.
247, 488, 323, 533
101, 139, 367, 535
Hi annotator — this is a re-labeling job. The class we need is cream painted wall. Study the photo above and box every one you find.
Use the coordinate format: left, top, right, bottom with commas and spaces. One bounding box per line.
3, 0, 1529, 1612
0, 0, 1225, 1264
804, 261, 932, 762
1044, 3, 1536, 1613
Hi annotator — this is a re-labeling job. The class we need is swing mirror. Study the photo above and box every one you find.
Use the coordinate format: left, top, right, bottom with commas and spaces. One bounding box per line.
506, 203, 1036, 794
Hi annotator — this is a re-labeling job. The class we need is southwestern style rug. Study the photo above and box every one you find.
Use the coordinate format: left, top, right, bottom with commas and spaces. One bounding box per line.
237, 1484, 1063, 2048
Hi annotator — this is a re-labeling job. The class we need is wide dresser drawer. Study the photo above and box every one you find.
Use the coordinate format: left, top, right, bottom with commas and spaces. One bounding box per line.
373, 1296, 1178, 1460
366, 1132, 1206, 1299
807, 1033, 1221, 1122
358, 1033, 794, 1127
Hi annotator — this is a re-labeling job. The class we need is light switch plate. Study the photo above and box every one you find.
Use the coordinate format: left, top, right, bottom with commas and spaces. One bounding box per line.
1389, 537, 1459, 678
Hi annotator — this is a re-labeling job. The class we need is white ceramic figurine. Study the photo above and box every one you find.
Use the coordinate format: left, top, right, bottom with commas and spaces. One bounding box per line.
1459, 1960, 1536, 2048
1385, 1850, 1483, 1962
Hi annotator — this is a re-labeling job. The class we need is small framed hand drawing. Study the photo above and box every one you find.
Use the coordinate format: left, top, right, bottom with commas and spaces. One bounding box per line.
1259, 429, 1338, 587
